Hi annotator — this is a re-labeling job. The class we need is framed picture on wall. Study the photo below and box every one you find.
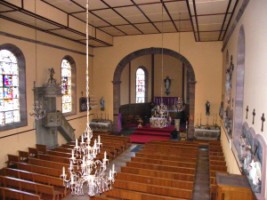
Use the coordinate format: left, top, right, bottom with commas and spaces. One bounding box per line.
79, 97, 90, 112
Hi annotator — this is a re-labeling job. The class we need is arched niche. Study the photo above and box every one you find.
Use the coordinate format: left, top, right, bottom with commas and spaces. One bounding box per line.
112, 47, 196, 139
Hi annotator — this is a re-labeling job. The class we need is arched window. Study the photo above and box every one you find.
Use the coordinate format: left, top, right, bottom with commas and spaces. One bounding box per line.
136, 68, 146, 103
0, 44, 27, 130
61, 56, 76, 114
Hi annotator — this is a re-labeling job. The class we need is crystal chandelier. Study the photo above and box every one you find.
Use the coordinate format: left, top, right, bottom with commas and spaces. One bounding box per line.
61, 0, 115, 196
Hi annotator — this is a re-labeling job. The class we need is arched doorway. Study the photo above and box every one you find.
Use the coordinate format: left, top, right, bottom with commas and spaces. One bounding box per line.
233, 26, 245, 141
112, 47, 196, 139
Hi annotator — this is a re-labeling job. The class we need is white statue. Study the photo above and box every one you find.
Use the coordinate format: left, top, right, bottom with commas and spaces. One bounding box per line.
249, 158, 262, 185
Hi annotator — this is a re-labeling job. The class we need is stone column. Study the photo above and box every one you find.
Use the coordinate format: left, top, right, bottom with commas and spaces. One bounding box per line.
112, 80, 121, 134
187, 80, 196, 140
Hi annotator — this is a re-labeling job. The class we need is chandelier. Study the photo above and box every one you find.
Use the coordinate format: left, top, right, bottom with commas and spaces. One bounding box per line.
30, 82, 46, 120
61, 0, 115, 196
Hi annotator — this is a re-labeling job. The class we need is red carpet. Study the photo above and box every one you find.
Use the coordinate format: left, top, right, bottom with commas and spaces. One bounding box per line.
130, 125, 175, 144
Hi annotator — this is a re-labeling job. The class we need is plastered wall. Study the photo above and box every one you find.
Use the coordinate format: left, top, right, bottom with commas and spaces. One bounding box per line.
0, 18, 90, 168
221, 1, 267, 198
94, 32, 223, 126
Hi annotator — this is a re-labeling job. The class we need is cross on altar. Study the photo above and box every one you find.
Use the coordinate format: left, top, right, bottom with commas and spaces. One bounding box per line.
252, 109, 256, 125
261, 113, 265, 132
246, 106, 249, 119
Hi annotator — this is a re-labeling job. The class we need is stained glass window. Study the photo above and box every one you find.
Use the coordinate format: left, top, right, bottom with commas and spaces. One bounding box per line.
136, 68, 145, 103
0, 49, 20, 126
61, 59, 72, 113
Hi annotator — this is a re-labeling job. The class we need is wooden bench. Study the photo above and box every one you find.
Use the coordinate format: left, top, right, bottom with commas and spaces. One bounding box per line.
131, 157, 196, 168
116, 172, 194, 189
2, 167, 67, 197
0, 186, 41, 200
126, 161, 195, 174
28, 157, 69, 170
0, 175, 61, 200
103, 188, 187, 200
16, 162, 62, 177
135, 152, 197, 163
121, 166, 195, 182
113, 179, 192, 199
6, 154, 19, 167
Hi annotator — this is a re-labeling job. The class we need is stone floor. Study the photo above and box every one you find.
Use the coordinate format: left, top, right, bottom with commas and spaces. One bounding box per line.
63, 143, 211, 200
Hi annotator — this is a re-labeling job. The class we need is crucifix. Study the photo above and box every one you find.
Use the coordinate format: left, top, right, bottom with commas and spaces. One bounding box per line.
245, 106, 249, 119
252, 109, 256, 125
261, 113, 265, 132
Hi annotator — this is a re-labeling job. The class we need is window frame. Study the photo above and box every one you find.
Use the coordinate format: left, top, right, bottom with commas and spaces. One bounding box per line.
0, 44, 27, 131
61, 55, 76, 116
135, 66, 148, 103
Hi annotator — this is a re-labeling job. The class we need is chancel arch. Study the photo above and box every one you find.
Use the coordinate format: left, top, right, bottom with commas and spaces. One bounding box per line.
112, 47, 196, 139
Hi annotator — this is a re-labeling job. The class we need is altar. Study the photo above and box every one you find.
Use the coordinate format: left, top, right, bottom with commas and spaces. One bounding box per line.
150, 117, 168, 128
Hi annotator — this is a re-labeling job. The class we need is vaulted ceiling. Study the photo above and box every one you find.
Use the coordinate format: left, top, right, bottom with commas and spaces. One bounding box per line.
0, 0, 241, 47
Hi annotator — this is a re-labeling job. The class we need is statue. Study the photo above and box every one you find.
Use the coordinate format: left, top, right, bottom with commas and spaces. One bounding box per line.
248, 157, 262, 186
205, 101, 210, 116
47, 67, 57, 86
164, 76, 171, 95
100, 97, 105, 111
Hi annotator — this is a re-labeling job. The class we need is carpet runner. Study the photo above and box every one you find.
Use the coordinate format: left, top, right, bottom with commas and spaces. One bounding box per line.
130, 125, 175, 144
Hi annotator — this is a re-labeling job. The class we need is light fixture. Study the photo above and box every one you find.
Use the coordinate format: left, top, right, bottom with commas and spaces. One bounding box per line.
30, 1, 46, 120
61, 0, 115, 196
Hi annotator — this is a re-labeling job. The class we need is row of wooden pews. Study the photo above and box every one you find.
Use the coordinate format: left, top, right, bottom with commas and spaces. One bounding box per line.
92, 140, 199, 200
0, 132, 130, 200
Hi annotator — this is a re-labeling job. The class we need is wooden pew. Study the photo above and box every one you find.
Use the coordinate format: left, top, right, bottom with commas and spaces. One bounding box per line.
6, 154, 19, 167
28, 157, 69, 169
2, 167, 67, 197
16, 162, 62, 177
113, 179, 192, 199
121, 166, 195, 182
0, 175, 61, 200
37, 154, 70, 164
131, 156, 196, 168
116, 172, 194, 189
126, 161, 195, 174
0, 186, 41, 200
103, 188, 187, 200
135, 152, 197, 163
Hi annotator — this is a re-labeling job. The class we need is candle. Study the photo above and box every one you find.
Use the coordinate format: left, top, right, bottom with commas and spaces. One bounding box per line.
75, 139, 78, 148
71, 150, 74, 159
112, 164, 115, 174
104, 151, 107, 160
81, 135, 84, 143
98, 135, 101, 144
62, 166, 65, 176
71, 175, 74, 184
109, 170, 112, 180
